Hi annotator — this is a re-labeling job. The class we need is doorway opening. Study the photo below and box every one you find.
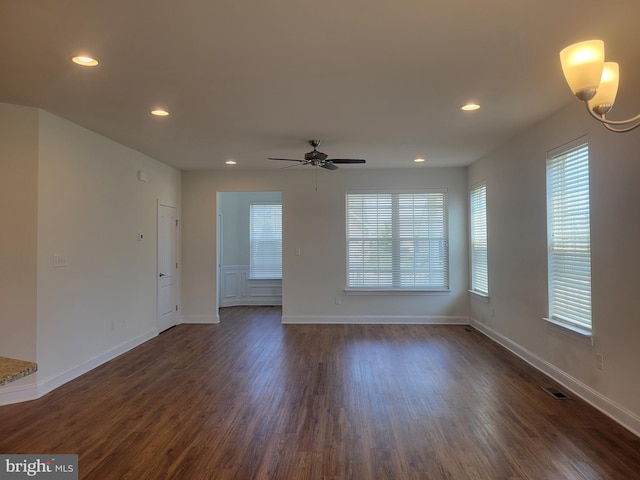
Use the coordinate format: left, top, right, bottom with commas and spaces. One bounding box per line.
217, 192, 282, 311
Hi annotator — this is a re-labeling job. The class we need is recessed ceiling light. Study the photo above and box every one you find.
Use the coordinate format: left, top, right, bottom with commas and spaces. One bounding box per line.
225, 160, 237, 165
414, 157, 426, 163
461, 103, 481, 111
150, 109, 169, 117
71, 56, 99, 67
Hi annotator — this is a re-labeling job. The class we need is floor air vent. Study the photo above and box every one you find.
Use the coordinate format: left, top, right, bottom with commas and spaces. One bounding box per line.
541, 386, 571, 399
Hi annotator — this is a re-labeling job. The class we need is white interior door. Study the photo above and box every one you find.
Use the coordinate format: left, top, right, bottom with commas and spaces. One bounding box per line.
158, 204, 177, 332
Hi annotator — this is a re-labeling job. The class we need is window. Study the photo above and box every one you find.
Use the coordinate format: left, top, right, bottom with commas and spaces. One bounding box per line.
250, 203, 282, 279
346, 191, 449, 290
470, 182, 488, 295
546, 140, 592, 333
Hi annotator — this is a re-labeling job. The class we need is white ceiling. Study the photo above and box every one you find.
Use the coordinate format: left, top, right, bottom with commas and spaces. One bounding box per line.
1, 0, 639, 171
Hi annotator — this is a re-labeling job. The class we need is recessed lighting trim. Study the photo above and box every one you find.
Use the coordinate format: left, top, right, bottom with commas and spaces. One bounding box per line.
72, 56, 99, 67
225, 160, 237, 165
461, 103, 481, 111
414, 157, 426, 163
150, 109, 170, 117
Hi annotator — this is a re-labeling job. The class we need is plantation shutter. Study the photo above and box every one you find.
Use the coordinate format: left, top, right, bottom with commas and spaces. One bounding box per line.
546, 142, 592, 331
250, 203, 282, 279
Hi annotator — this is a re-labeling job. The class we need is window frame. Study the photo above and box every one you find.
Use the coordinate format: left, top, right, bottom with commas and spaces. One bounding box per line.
545, 137, 592, 337
249, 202, 282, 280
345, 189, 450, 293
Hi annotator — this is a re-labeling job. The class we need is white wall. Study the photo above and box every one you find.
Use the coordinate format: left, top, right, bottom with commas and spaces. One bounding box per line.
468, 98, 640, 434
0, 104, 182, 403
182, 167, 469, 323
0, 103, 39, 372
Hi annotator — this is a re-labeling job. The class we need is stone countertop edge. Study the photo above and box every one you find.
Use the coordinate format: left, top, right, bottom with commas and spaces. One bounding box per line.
0, 356, 38, 387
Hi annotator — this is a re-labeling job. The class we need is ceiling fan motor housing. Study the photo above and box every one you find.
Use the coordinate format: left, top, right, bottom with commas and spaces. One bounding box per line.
304, 150, 328, 161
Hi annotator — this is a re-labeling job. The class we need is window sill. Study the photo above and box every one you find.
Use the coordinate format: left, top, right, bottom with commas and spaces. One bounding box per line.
469, 290, 489, 302
344, 289, 451, 296
543, 317, 593, 346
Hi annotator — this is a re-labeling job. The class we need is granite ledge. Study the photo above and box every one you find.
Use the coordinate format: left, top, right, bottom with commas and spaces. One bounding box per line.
0, 356, 38, 387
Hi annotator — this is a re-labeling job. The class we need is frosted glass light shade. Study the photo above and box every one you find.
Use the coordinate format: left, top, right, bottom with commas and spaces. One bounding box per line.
589, 62, 619, 113
560, 40, 605, 100
72, 56, 99, 66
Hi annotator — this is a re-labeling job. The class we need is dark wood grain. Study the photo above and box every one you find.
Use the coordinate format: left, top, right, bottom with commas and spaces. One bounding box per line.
1, 306, 639, 479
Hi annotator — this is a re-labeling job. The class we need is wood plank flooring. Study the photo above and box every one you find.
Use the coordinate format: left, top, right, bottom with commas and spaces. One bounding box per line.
1, 306, 639, 479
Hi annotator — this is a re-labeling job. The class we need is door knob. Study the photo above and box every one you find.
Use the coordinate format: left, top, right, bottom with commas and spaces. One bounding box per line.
159, 273, 167, 277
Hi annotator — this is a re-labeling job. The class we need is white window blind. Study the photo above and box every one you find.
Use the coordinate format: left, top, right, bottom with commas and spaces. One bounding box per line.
470, 182, 488, 295
546, 141, 592, 331
346, 191, 449, 290
250, 203, 282, 279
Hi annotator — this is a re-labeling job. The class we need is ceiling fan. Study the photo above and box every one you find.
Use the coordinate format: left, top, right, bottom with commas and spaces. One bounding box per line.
268, 140, 366, 170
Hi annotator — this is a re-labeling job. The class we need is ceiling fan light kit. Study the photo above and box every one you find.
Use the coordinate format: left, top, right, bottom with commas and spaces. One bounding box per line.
268, 140, 366, 170
560, 39, 640, 132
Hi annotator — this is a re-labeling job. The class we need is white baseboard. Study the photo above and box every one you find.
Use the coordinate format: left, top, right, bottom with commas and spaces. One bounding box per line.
0, 381, 38, 406
180, 314, 220, 324
470, 318, 640, 438
282, 315, 469, 324
0, 329, 157, 406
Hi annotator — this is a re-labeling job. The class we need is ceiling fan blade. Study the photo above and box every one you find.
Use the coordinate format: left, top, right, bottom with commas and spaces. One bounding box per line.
327, 159, 366, 164
321, 162, 338, 171
268, 157, 305, 162
279, 163, 306, 170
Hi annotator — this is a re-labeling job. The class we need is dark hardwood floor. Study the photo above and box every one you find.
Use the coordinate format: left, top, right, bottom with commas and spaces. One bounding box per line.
1, 306, 639, 479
